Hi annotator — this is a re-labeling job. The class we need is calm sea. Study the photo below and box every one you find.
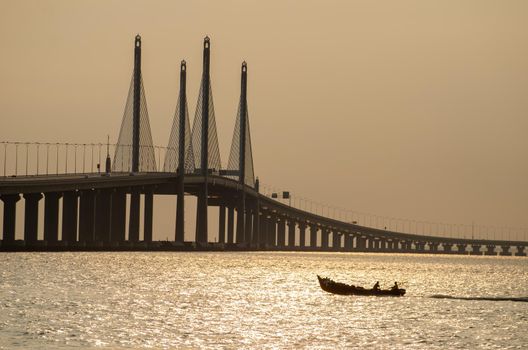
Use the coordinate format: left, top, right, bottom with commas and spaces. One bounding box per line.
0, 252, 526, 349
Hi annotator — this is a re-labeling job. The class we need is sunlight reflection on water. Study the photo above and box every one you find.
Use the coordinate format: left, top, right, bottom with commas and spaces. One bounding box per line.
0, 252, 527, 349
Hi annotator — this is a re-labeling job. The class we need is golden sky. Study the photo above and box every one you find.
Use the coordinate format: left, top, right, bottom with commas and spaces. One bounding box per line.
1, 0, 527, 240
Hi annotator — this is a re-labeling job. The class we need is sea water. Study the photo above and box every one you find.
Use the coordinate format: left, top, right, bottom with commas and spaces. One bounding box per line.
0, 252, 526, 349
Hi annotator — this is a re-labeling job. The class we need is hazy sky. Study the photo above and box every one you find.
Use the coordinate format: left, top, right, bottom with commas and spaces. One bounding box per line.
1, 1, 527, 240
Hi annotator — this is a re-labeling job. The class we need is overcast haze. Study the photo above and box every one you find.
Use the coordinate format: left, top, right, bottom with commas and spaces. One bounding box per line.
1, 0, 527, 240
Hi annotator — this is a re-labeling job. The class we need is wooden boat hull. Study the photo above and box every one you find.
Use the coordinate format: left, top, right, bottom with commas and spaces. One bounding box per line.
317, 275, 405, 296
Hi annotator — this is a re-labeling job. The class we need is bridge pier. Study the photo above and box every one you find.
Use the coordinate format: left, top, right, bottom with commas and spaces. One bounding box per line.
244, 208, 253, 245
277, 218, 286, 247
23, 193, 42, 243
1, 194, 20, 242
218, 205, 226, 244
299, 222, 306, 248
268, 214, 277, 247
251, 208, 259, 246
456, 243, 467, 254
144, 190, 153, 242
258, 212, 267, 247
429, 242, 439, 253
470, 244, 482, 255
227, 206, 235, 244
43, 192, 61, 243
500, 245, 511, 256
485, 245, 496, 256
415, 242, 426, 253
288, 220, 296, 248
515, 246, 526, 256
111, 189, 126, 242
79, 190, 95, 242
344, 234, 353, 251
332, 231, 340, 251
235, 204, 244, 244
61, 191, 78, 243
129, 190, 140, 242
310, 225, 318, 249
321, 228, 329, 250
95, 189, 111, 242
356, 236, 366, 251
442, 243, 453, 253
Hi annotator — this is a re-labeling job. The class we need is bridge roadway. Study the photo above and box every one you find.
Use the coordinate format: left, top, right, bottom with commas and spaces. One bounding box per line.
0, 172, 526, 256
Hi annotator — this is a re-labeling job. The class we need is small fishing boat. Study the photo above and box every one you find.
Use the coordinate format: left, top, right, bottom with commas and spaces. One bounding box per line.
317, 275, 406, 296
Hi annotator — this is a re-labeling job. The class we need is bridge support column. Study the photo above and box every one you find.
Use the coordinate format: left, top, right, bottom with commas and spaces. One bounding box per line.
111, 190, 126, 242
500, 245, 511, 256
79, 190, 95, 242
400, 240, 411, 252
332, 232, 340, 251
144, 190, 153, 242
456, 244, 467, 254
95, 189, 111, 242
415, 242, 426, 253
244, 208, 253, 245
268, 215, 277, 247
24, 193, 42, 243
288, 221, 296, 248
321, 228, 329, 250
443, 243, 453, 253
310, 225, 318, 249
470, 244, 482, 255
299, 223, 306, 248
429, 242, 439, 253
43, 192, 61, 243
251, 208, 259, 246
129, 190, 140, 242
227, 206, 235, 244
258, 213, 267, 247
218, 205, 226, 244
235, 204, 244, 244
515, 246, 526, 256
484, 245, 496, 256
1, 194, 20, 242
61, 191, 78, 243
277, 218, 286, 247
356, 236, 366, 251
344, 234, 353, 251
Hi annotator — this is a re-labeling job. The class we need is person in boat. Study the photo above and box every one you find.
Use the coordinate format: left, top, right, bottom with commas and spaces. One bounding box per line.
373, 281, 380, 291
391, 282, 399, 291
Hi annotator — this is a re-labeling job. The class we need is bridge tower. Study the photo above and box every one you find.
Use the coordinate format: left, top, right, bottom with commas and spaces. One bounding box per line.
191, 37, 222, 244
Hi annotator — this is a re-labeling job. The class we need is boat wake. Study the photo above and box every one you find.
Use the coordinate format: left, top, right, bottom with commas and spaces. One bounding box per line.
430, 294, 528, 302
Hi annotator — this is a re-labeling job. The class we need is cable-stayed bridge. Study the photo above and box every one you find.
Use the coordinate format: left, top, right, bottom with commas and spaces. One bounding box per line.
0, 35, 526, 256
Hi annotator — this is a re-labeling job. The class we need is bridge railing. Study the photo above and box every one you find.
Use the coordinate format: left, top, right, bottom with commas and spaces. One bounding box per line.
258, 182, 528, 243
0, 141, 173, 177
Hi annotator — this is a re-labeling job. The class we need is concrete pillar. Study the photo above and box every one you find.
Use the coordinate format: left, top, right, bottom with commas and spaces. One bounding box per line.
129, 190, 140, 242
310, 225, 318, 249
227, 206, 235, 244
94, 190, 111, 242
277, 218, 286, 247
79, 190, 95, 242
484, 245, 496, 256
321, 228, 329, 250
111, 190, 126, 242
23, 193, 42, 243
379, 239, 387, 251
456, 244, 467, 254
244, 208, 252, 244
1, 194, 20, 242
267, 215, 277, 247
235, 205, 244, 244
258, 213, 267, 246
344, 234, 353, 251
144, 191, 153, 242
61, 191, 78, 243
500, 245, 511, 256
299, 223, 306, 248
443, 243, 453, 253
332, 231, 340, 250
43, 192, 61, 243
356, 236, 366, 251
515, 246, 526, 257
288, 220, 296, 247
429, 242, 439, 253
415, 242, 426, 252
470, 244, 482, 255
218, 205, 226, 244
252, 209, 259, 245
